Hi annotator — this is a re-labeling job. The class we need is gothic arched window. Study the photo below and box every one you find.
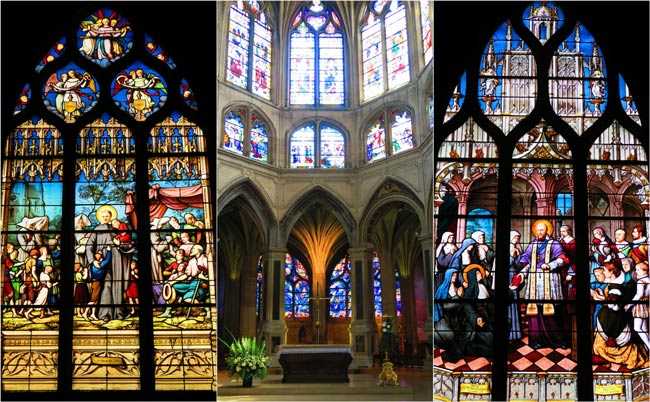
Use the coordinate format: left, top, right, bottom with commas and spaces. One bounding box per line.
361, 0, 410, 102
289, 1, 345, 106
222, 106, 270, 163
256, 255, 263, 317
284, 254, 310, 318
434, 2, 649, 401
328, 254, 351, 318
226, 0, 272, 100
289, 121, 346, 168
2, 4, 217, 398
372, 251, 403, 317
419, 0, 432, 66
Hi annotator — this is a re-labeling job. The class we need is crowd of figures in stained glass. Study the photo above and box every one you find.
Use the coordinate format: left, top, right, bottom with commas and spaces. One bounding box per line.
2, 7, 216, 392
434, 2, 649, 400
285, 254, 310, 318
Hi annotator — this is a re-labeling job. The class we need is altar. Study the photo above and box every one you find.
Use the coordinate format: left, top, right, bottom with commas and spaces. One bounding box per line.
277, 344, 353, 383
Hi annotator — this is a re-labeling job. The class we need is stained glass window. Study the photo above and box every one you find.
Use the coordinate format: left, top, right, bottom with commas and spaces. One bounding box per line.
290, 122, 345, 168
329, 254, 351, 318
2, 4, 216, 395
362, 0, 410, 102
256, 255, 263, 317
222, 106, 270, 163
285, 254, 310, 318
289, 2, 344, 106
372, 252, 402, 317
420, 0, 432, 66
77, 8, 133, 68
434, 2, 649, 401
226, 0, 272, 100
366, 106, 414, 163
478, 21, 537, 134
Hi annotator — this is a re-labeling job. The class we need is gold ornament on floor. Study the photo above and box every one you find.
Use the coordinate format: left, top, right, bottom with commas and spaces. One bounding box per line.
378, 352, 399, 386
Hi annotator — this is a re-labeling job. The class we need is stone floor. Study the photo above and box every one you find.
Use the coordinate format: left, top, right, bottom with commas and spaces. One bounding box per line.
217, 367, 433, 401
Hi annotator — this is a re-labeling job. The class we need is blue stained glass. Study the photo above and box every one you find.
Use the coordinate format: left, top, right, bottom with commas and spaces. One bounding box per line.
373, 252, 382, 317
445, 72, 466, 123
180, 79, 198, 110
77, 8, 133, 68
36, 36, 66, 73
256, 256, 263, 316
523, 2, 565, 43
619, 74, 639, 120
224, 110, 245, 155
367, 116, 386, 162
395, 269, 402, 317
319, 32, 344, 105
252, 14, 272, 99
285, 254, 310, 318
250, 112, 269, 162
111, 62, 167, 122
43, 63, 99, 124
329, 255, 351, 318
144, 34, 176, 69
362, 16, 384, 102
14, 84, 31, 115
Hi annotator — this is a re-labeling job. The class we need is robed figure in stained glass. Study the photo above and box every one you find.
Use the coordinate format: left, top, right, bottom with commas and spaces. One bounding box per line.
511, 220, 569, 349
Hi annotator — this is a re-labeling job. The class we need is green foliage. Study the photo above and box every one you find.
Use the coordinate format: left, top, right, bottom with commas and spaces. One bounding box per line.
219, 329, 270, 381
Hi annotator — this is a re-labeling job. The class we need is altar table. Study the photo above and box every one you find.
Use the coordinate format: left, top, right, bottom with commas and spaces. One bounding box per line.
277, 344, 353, 383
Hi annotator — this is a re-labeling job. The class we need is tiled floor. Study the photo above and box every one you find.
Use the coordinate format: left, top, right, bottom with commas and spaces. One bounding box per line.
217, 367, 433, 401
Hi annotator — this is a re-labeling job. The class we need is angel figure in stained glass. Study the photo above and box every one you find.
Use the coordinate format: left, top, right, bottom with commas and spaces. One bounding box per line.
114, 69, 165, 119
45, 70, 95, 122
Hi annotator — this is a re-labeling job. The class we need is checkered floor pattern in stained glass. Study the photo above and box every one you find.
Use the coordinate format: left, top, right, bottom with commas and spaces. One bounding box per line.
434, 335, 633, 373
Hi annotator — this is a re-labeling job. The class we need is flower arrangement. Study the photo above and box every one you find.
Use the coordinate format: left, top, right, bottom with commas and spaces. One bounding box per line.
219, 330, 270, 385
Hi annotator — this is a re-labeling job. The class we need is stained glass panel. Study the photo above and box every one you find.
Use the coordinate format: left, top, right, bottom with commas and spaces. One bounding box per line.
391, 109, 413, 154
373, 252, 382, 317
77, 8, 133, 68
319, 125, 345, 168
43, 63, 99, 124
1, 117, 64, 391
35, 36, 65, 73
285, 254, 310, 318
148, 113, 215, 391
620, 74, 641, 125
329, 255, 351, 318
112, 63, 167, 122
479, 21, 537, 134
256, 256, 263, 317
444, 72, 466, 123
223, 109, 245, 155
289, 26, 315, 105
523, 1, 564, 43
420, 0, 432, 65
549, 24, 607, 135
385, 3, 410, 90
361, 15, 384, 101
180, 79, 198, 110
252, 12, 272, 99
144, 34, 176, 69
14, 84, 31, 116
250, 111, 269, 162
319, 32, 344, 105
226, 4, 250, 89
366, 116, 386, 163
290, 125, 316, 168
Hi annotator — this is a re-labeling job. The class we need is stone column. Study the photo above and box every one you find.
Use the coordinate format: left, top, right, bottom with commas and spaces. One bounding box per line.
261, 248, 288, 368
419, 234, 434, 368
348, 248, 378, 368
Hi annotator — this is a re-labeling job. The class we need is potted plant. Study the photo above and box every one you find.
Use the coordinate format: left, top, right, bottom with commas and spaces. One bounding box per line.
219, 329, 270, 387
